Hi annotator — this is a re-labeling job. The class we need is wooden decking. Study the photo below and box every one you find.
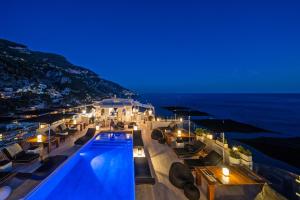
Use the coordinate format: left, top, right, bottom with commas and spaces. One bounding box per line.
138, 123, 207, 200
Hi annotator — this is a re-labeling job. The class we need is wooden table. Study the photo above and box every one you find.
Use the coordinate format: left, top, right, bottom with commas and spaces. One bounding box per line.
165, 131, 195, 145
195, 166, 264, 200
27, 135, 59, 153
66, 122, 85, 131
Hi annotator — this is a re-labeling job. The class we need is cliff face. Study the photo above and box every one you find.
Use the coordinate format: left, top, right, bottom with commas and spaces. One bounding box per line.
0, 39, 134, 113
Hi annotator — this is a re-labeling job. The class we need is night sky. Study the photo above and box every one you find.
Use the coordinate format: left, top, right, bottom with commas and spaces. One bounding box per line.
1, 0, 300, 93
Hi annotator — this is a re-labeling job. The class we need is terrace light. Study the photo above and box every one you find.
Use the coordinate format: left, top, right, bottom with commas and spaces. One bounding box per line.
37, 134, 42, 142
232, 146, 238, 151
222, 167, 230, 177
138, 147, 142, 156
177, 130, 182, 137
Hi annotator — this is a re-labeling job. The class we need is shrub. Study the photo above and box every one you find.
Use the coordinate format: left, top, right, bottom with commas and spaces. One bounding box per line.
237, 145, 252, 156
229, 149, 240, 159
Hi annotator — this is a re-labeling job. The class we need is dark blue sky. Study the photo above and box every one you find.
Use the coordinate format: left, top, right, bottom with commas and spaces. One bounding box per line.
1, 0, 300, 93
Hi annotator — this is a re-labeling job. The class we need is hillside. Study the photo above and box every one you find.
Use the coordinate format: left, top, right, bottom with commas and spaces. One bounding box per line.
0, 39, 134, 114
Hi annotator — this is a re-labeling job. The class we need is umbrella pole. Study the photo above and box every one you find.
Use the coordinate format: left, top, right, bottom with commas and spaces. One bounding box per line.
48, 124, 51, 153
188, 115, 191, 144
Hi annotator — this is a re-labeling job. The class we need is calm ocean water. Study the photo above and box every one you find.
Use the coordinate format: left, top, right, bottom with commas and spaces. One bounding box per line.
142, 93, 300, 137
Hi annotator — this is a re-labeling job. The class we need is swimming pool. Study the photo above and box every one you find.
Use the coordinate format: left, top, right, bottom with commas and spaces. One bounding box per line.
26, 132, 135, 200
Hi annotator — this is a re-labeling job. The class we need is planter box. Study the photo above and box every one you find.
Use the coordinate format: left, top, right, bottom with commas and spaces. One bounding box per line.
215, 140, 228, 148
239, 153, 252, 162
196, 135, 205, 141
229, 156, 241, 165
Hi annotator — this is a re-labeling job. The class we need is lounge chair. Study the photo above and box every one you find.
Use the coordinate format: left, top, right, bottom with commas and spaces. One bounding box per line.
2, 143, 39, 163
113, 122, 124, 130
0, 172, 16, 185
16, 155, 68, 180
173, 140, 206, 158
151, 129, 164, 140
46, 129, 68, 143
58, 124, 77, 134
134, 157, 155, 185
169, 162, 194, 189
133, 130, 144, 147
128, 122, 136, 129
183, 150, 222, 169
31, 155, 68, 180
74, 128, 96, 145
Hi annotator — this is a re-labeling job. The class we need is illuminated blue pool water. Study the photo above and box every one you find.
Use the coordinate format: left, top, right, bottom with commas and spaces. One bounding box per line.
26, 132, 135, 200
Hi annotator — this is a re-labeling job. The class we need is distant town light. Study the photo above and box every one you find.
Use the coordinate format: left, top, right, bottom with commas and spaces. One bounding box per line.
232, 146, 238, 151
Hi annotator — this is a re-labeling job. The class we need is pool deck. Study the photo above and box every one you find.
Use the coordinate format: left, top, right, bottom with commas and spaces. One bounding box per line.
6, 127, 88, 200
137, 122, 207, 200
6, 123, 206, 200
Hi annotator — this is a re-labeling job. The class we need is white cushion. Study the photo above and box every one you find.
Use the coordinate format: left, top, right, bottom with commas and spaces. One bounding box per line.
0, 186, 11, 200
0, 162, 12, 172
5, 143, 23, 157
57, 132, 68, 136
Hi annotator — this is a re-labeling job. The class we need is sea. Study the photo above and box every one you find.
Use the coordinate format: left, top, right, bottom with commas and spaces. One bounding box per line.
142, 93, 300, 138
142, 93, 300, 174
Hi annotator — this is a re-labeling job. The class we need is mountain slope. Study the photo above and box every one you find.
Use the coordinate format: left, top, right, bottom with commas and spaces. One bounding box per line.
0, 39, 134, 113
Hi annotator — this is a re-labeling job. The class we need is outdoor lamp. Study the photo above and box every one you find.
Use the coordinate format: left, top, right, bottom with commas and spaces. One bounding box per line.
96, 125, 100, 131
82, 109, 86, 114
180, 118, 183, 122
157, 118, 160, 122
148, 110, 152, 115
232, 146, 238, 151
133, 125, 138, 131
177, 130, 182, 137
222, 167, 230, 177
138, 147, 142, 156
37, 134, 42, 142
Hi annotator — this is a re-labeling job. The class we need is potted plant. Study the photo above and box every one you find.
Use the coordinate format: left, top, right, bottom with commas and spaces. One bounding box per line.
229, 149, 241, 165
216, 137, 228, 148
195, 128, 206, 141
237, 146, 252, 165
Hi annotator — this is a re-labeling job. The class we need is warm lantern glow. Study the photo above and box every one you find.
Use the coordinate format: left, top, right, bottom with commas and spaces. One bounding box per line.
207, 134, 213, 140
96, 125, 100, 131
133, 125, 138, 131
222, 167, 230, 177
82, 109, 86, 114
179, 118, 183, 122
177, 130, 182, 137
37, 134, 42, 142
232, 146, 238, 151
157, 118, 160, 121
148, 110, 153, 115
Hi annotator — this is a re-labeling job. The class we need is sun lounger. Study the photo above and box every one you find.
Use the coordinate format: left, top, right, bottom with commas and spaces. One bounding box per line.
173, 140, 206, 158
133, 130, 144, 147
2, 143, 39, 163
184, 150, 222, 169
31, 155, 68, 180
0, 172, 16, 185
134, 157, 155, 185
74, 128, 96, 145
16, 155, 68, 180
